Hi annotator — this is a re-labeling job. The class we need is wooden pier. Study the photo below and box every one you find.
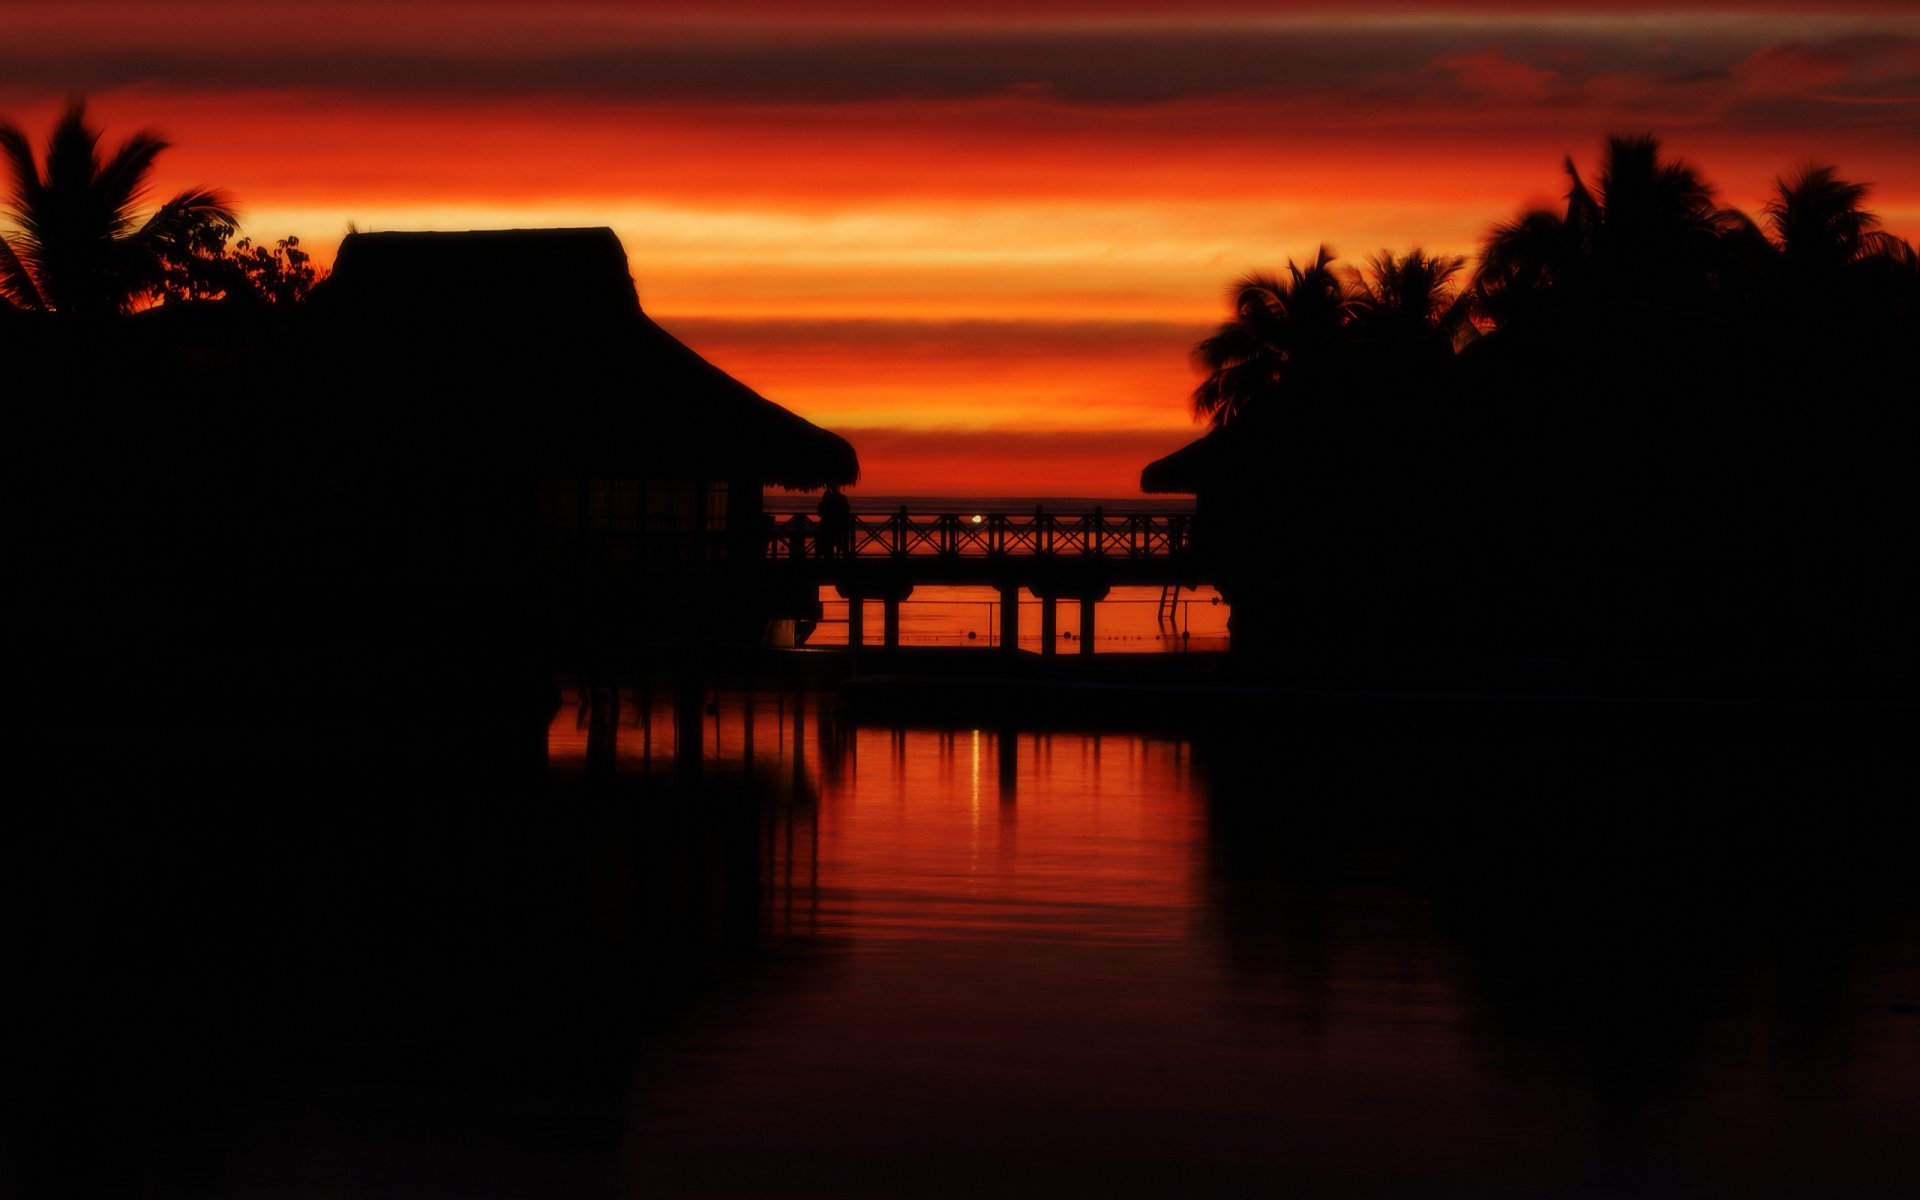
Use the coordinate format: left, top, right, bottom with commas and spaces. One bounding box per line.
763, 506, 1204, 655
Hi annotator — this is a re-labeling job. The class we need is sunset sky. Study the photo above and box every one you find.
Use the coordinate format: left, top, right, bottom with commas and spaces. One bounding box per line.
7, 0, 1919, 494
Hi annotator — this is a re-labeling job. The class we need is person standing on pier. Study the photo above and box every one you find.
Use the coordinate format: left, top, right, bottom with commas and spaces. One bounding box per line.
817, 485, 852, 559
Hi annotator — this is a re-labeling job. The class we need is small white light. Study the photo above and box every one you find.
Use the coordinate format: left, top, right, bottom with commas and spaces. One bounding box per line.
971, 514, 984, 524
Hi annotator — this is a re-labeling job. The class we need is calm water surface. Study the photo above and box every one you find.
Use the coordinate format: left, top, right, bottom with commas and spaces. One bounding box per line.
20, 687, 1913, 1197
550, 688, 1920, 1198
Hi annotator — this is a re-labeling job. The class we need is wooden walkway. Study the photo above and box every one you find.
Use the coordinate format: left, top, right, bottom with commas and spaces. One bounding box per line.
763, 506, 1205, 654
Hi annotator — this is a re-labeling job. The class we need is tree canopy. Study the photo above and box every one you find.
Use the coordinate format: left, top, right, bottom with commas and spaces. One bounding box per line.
1, 99, 320, 314
1191, 133, 1917, 429
1171, 134, 1920, 681
0, 100, 237, 314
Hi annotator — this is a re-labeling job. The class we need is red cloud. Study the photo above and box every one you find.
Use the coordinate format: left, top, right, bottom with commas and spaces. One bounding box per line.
1427, 48, 1557, 102
1733, 36, 1920, 99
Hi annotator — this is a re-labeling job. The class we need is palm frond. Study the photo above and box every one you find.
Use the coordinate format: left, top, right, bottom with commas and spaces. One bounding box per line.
0, 232, 47, 310
1192, 320, 1274, 375
0, 99, 241, 313
0, 121, 43, 224
1857, 230, 1916, 267
1714, 207, 1764, 241
1226, 272, 1289, 316
95, 130, 171, 236
1563, 156, 1597, 240
129, 187, 239, 244
1765, 164, 1877, 258
1475, 210, 1565, 296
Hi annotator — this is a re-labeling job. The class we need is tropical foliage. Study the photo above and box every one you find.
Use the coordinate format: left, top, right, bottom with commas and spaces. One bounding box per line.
1176, 133, 1920, 679
152, 222, 323, 306
1191, 246, 1350, 427
1190, 246, 1470, 427
1192, 133, 1917, 429
0, 100, 238, 314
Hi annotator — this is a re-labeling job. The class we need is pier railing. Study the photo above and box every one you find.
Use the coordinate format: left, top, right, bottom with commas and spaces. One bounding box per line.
766, 507, 1193, 562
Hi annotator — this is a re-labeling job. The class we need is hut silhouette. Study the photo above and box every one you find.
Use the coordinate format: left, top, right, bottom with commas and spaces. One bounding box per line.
1141, 425, 1284, 660
313, 227, 858, 656
1140, 426, 1225, 497
8, 226, 857, 744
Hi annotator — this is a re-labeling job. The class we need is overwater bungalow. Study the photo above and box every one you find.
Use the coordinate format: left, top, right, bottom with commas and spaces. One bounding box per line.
1139, 425, 1224, 503
11, 226, 857, 744
313, 227, 859, 651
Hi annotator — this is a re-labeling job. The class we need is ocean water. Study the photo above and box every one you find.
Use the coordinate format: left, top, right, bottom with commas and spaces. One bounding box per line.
764, 494, 1194, 518
25, 680, 1914, 1196
546, 685, 1920, 1198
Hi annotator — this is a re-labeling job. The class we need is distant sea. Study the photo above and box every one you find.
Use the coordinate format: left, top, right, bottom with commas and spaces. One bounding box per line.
765, 494, 1194, 516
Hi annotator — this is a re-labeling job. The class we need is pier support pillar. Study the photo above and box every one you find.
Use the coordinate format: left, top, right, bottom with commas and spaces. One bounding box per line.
883, 594, 902, 649
673, 660, 704, 776
999, 584, 1020, 655
586, 680, 618, 776
846, 593, 864, 648
837, 580, 910, 652
1035, 574, 1109, 658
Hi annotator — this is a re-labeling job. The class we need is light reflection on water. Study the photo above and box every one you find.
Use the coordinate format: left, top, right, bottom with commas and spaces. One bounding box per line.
554, 692, 1203, 945
808, 727, 1200, 947
34, 684, 1914, 1195
569, 687, 1920, 1197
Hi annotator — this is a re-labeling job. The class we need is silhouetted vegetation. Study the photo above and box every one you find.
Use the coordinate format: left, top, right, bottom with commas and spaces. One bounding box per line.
1155, 134, 1920, 691
5, 104, 1916, 1196
152, 222, 323, 306
0, 99, 237, 314
1, 101, 324, 314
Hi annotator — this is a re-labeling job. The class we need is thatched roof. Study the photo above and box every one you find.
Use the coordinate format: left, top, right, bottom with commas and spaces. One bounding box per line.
1140, 425, 1227, 494
321, 228, 641, 322
315, 227, 858, 489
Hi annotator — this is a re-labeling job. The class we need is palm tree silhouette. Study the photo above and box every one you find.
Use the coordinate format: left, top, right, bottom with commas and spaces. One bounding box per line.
1580, 135, 1740, 276
0, 99, 234, 315
1763, 165, 1891, 271
1474, 134, 1748, 331
1191, 245, 1351, 428
1345, 249, 1471, 363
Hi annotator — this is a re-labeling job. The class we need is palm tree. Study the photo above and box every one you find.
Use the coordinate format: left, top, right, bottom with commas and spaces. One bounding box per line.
1864, 234, 1920, 314
1473, 134, 1748, 332
1752, 164, 1920, 340
1583, 136, 1740, 276
1191, 245, 1351, 428
1474, 208, 1576, 331
1344, 249, 1471, 362
0, 235, 33, 311
1762, 165, 1891, 271
0, 99, 234, 315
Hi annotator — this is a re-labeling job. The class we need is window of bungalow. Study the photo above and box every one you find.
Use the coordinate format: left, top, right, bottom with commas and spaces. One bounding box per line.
701, 483, 728, 563
642, 481, 728, 564
588, 479, 640, 533
583, 478, 642, 564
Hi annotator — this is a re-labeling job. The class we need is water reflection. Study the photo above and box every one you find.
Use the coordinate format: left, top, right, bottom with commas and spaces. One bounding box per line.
1195, 722, 1920, 1197
15, 688, 1914, 1195
611, 694, 1920, 1197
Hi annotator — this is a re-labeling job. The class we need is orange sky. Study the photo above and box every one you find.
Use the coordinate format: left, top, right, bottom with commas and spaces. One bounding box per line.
7, 1, 1919, 494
